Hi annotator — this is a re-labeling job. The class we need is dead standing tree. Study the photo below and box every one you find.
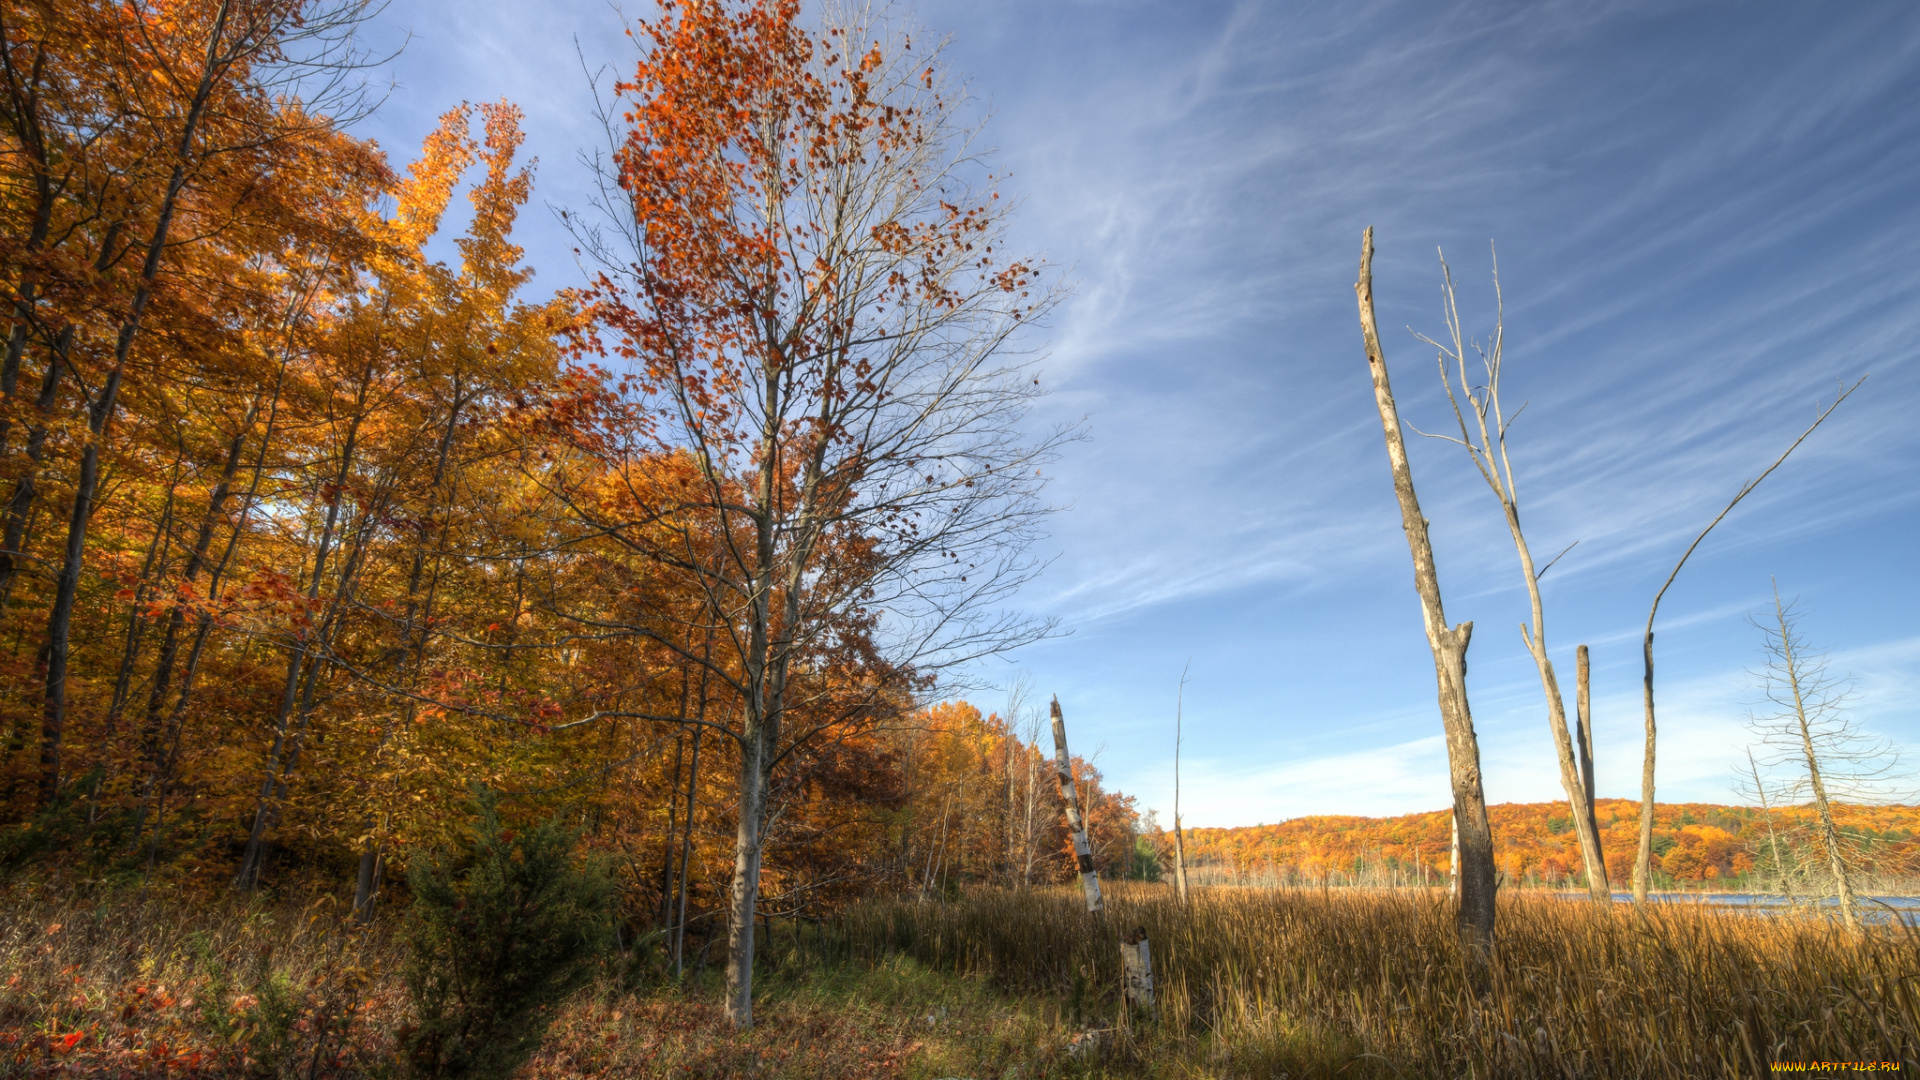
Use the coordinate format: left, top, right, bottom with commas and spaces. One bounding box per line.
1051, 696, 1102, 915
1354, 229, 1496, 950
1411, 246, 1608, 903
1172, 660, 1191, 905
1742, 587, 1904, 936
1575, 645, 1601, 851
1630, 378, 1861, 903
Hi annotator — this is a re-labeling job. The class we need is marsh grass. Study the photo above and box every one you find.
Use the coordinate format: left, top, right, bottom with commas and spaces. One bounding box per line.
819, 882, 1920, 1077
6, 879, 1918, 1078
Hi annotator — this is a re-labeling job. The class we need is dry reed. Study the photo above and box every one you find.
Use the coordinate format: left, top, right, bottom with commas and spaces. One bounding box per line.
820, 883, 1920, 1078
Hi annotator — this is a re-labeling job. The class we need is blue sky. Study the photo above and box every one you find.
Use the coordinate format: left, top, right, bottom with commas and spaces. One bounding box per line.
356, 1, 1920, 827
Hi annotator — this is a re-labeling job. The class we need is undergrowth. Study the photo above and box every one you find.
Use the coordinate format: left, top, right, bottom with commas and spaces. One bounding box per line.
4, 879, 1918, 1078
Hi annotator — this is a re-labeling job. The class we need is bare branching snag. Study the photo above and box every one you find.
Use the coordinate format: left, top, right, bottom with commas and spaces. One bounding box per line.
1743, 588, 1906, 935
1413, 247, 1607, 902
1631, 378, 1862, 903
1353, 228, 1496, 949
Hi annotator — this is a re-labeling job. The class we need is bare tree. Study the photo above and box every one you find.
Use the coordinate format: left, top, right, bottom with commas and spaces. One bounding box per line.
1743, 586, 1906, 935
1172, 659, 1191, 905
1354, 229, 1497, 951
1630, 378, 1862, 903
1412, 246, 1607, 903
1733, 746, 1796, 902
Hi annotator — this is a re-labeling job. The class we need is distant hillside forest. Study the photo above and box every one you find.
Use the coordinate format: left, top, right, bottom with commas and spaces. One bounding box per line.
1176, 800, 1920, 890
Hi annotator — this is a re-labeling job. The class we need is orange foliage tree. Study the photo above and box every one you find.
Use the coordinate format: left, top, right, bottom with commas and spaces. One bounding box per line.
556, 0, 1063, 1027
0, 4, 1127, 1023
1181, 800, 1920, 890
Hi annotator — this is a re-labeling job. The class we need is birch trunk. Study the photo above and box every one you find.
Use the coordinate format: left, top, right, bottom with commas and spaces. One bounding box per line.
1120, 928, 1153, 1017
723, 718, 769, 1026
1355, 229, 1495, 950
1050, 697, 1103, 915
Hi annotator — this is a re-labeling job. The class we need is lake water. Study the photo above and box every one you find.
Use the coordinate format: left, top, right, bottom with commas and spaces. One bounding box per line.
1555, 891, 1920, 924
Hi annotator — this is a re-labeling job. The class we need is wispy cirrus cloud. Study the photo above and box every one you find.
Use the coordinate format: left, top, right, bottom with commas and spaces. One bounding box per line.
361, 0, 1920, 825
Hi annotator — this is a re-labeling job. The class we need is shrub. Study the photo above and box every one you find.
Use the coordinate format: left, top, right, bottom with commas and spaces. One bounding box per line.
400, 790, 614, 1080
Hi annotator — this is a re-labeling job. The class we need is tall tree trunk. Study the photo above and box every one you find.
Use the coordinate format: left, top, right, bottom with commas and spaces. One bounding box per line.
38, 1, 235, 805
659, 726, 685, 927
723, 717, 768, 1027
355, 388, 464, 916
1636, 627, 1658, 904
140, 411, 255, 770
235, 381, 372, 890
93, 477, 179, 810
1574, 644, 1603, 883
0, 324, 69, 615
139, 366, 287, 861
675, 725, 703, 980
1, 220, 123, 619
1354, 228, 1495, 951
1049, 696, 1103, 915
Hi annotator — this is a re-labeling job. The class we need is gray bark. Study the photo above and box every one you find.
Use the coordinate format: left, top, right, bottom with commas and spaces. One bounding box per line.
1575, 644, 1604, 887
1355, 228, 1495, 950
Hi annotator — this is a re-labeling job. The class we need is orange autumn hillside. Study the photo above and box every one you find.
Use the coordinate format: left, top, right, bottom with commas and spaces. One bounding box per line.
1177, 800, 1920, 888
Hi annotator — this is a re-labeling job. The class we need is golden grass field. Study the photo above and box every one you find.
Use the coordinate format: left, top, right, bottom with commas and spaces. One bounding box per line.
3, 879, 1914, 1077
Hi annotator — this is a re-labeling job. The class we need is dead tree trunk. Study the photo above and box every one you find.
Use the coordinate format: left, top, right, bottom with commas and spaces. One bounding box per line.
1448, 811, 1459, 899
1771, 591, 1861, 935
1631, 377, 1861, 903
1050, 697, 1103, 915
1354, 228, 1495, 951
1415, 248, 1608, 902
1120, 927, 1153, 1020
1173, 661, 1190, 904
1575, 644, 1603, 886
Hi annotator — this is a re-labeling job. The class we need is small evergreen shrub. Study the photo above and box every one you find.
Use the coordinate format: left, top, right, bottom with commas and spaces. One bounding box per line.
400, 790, 614, 1080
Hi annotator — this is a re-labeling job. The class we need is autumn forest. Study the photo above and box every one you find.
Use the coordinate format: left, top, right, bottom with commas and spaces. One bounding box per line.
4, 0, 1917, 1076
